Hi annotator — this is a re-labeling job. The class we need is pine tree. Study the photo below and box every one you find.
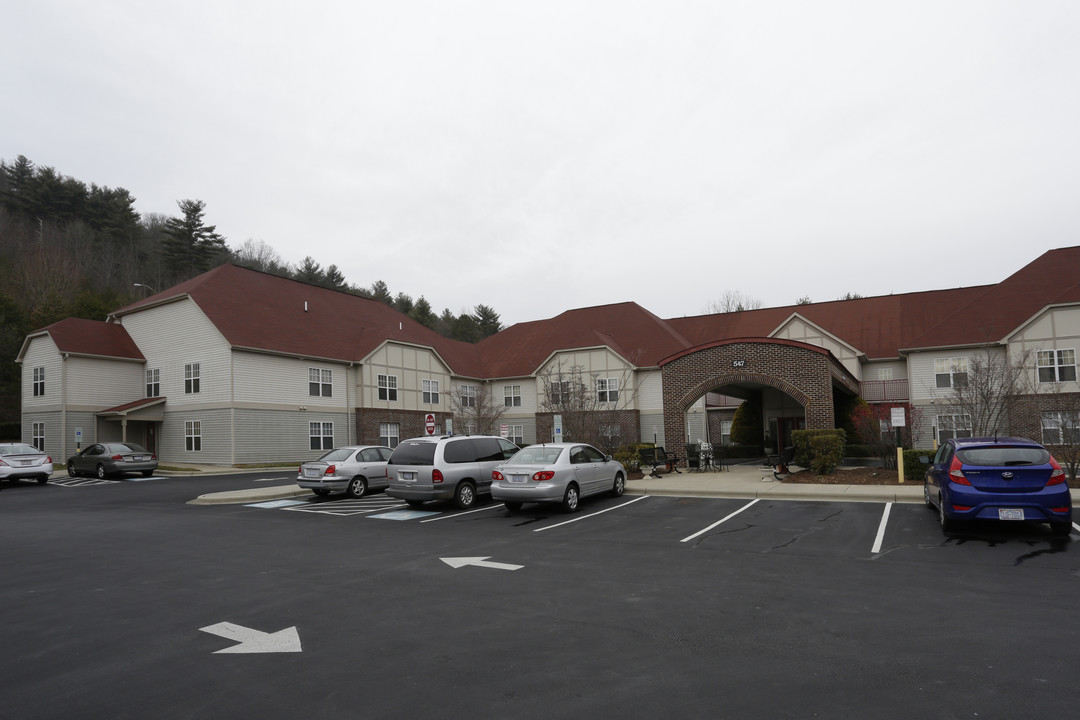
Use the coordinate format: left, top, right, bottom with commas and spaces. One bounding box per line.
161, 199, 226, 280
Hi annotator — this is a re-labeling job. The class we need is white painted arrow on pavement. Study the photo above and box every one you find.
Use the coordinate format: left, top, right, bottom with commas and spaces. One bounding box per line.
440, 556, 523, 571
199, 622, 303, 654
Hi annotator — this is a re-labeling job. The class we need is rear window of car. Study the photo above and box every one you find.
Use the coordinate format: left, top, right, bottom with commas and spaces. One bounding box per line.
510, 446, 565, 465
0, 444, 39, 456
318, 448, 353, 462
110, 443, 147, 453
957, 446, 1050, 467
388, 441, 437, 465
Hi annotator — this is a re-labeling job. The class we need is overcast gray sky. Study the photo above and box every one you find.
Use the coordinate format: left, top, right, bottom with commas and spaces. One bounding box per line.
4, 1, 1079, 325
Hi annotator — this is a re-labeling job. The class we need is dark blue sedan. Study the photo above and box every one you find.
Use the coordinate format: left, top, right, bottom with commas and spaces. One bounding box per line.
923, 436, 1073, 536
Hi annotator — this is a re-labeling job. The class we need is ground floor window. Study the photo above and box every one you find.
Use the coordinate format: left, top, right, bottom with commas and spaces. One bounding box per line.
379, 422, 400, 448
720, 420, 732, 446
185, 421, 202, 452
309, 422, 333, 450
1041, 411, 1080, 445
505, 424, 524, 445
32, 422, 45, 452
936, 414, 971, 443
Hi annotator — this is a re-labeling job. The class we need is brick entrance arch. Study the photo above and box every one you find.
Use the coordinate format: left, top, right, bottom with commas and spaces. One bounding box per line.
659, 338, 860, 452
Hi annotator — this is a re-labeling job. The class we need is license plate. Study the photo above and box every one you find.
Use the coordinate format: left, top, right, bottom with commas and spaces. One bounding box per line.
509, 475, 528, 484
399, 472, 416, 482
998, 508, 1025, 521
133, 456, 144, 461
304, 469, 321, 478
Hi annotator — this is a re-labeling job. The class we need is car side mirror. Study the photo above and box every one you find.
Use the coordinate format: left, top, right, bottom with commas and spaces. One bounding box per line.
605, 455, 612, 462
919, 456, 930, 464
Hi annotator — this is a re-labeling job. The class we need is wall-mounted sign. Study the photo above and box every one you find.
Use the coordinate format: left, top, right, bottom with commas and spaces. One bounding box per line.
732, 360, 746, 368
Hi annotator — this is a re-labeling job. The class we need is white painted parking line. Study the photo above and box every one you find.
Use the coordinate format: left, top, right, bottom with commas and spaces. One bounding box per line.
420, 504, 505, 523
680, 499, 761, 543
533, 496, 651, 533
286, 499, 407, 517
50, 478, 118, 487
871, 502, 892, 554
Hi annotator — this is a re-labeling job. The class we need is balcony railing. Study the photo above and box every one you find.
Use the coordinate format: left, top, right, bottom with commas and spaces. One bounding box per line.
861, 379, 909, 402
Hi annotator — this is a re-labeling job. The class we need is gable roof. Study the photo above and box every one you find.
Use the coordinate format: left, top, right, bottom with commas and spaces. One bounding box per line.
111, 265, 484, 375
17, 317, 144, 362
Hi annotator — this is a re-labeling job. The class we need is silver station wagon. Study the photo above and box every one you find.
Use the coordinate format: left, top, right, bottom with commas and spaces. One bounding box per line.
491, 443, 626, 512
297, 445, 392, 497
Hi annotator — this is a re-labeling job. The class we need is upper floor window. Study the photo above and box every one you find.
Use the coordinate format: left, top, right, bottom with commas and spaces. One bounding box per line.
504, 384, 521, 407
459, 384, 476, 408
309, 367, 332, 397
378, 374, 398, 401
309, 421, 333, 450
597, 377, 619, 403
146, 369, 160, 397
1042, 411, 1080, 445
934, 357, 967, 389
185, 363, 201, 394
1037, 349, 1077, 384
549, 380, 578, 405
422, 379, 440, 404
32, 367, 45, 397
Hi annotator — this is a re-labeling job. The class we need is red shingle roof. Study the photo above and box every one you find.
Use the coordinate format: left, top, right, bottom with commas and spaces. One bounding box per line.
39, 317, 144, 360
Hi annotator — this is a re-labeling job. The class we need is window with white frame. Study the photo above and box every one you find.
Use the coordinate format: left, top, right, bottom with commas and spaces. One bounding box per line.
504, 384, 521, 407
934, 358, 967, 389
459, 384, 476, 408
379, 422, 399, 448
378, 374, 398, 401
185, 363, 201, 394
185, 421, 202, 451
936, 414, 972, 443
309, 367, 332, 397
720, 420, 733, 446
309, 421, 333, 450
146, 368, 160, 397
597, 377, 619, 403
422, 379, 440, 404
878, 367, 894, 381
601, 423, 620, 444
1037, 349, 1077, 384
1041, 411, 1080, 445
32, 367, 45, 397
549, 380, 577, 405
32, 422, 44, 452
506, 424, 524, 445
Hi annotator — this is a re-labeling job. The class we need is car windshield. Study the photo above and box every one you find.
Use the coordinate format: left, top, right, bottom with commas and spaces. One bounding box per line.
509, 446, 565, 465
0, 444, 40, 456
317, 448, 353, 462
957, 446, 1050, 467
388, 442, 437, 465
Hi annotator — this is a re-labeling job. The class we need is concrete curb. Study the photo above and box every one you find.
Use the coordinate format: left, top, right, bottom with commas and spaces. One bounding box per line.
189, 486, 312, 506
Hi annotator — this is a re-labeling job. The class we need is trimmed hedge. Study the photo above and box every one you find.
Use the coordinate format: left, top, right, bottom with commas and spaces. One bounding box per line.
792, 429, 847, 475
903, 449, 935, 484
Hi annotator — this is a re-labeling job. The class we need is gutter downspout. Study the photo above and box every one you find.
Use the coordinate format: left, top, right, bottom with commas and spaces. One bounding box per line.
61, 353, 68, 460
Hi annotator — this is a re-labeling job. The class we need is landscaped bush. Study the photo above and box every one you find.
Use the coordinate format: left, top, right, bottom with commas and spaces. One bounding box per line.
792, 429, 846, 474
903, 449, 935, 483
614, 443, 656, 471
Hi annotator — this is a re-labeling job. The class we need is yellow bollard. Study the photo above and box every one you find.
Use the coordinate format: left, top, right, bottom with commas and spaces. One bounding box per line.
897, 447, 905, 483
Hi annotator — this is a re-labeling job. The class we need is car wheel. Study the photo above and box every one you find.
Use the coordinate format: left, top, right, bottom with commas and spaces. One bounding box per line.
923, 481, 933, 509
67, 464, 78, 478
312, 489, 331, 497
455, 481, 476, 509
37, 475, 49, 485
346, 476, 367, 498
561, 483, 580, 513
96, 464, 107, 480
1051, 522, 1072, 538
611, 473, 625, 498
406, 499, 424, 508
938, 493, 956, 533
504, 501, 522, 512
141, 470, 153, 478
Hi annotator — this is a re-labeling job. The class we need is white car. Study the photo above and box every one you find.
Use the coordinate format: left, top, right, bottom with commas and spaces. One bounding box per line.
298, 445, 392, 498
491, 443, 626, 512
0, 443, 53, 487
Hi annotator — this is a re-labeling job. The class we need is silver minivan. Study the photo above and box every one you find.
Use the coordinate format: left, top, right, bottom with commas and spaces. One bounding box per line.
385, 435, 520, 509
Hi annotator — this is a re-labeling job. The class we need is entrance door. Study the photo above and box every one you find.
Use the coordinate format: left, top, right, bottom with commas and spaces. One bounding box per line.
777, 417, 805, 453
145, 423, 157, 454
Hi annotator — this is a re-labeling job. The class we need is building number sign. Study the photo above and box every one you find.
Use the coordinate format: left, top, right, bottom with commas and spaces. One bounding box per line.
732, 360, 746, 368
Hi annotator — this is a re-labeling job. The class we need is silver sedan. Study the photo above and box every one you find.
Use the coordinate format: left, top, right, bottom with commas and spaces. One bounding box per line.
0, 443, 53, 486
491, 443, 626, 512
298, 445, 392, 498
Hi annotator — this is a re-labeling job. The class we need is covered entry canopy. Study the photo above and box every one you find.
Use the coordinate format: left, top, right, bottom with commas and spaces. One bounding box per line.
659, 338, 860, 451
96, 397, 166, 443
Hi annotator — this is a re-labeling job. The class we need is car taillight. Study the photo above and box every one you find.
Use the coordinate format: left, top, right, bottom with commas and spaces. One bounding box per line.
949, 455, 971, 485
492, 470, 504, 481
0, 459, 7, 467
533, 471, 555, 482
325, 465, 336, 476
1047, 457, 1067, 486
433, 468, 444, 484
46, 456, 52, 463
112, 454, 124, 461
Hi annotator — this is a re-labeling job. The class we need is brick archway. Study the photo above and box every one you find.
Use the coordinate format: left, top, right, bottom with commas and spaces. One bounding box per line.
659, 338, 859, 453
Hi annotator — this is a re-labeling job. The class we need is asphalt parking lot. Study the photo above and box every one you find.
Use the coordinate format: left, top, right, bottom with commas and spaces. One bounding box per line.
2, 474, 1078, 719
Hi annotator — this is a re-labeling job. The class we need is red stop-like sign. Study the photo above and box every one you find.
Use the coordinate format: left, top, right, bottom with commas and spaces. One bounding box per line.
425, 413, 436, 435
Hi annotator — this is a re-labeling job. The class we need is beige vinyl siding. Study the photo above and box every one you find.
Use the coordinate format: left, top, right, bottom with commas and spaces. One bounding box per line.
20, 336, 62, 407
772, 316, 862, 380
1009, 305, 1080, 393
636, 370, 663, 411
362, 342, 451, 412
232, 352, 353, 411
863, 360, 907, 381
120, 299, 231, 408
907, 347, 1006, 401
159, 409, 233, 465
537, 348, 634, 410
65, 357, 144, 405
233, 408, 353, 464
639, 412, 666, 446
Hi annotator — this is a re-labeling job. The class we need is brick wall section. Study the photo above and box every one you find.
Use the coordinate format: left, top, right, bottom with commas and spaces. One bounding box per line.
661, 340, 849, 455
1010, 392, 1080, 442
357, 408, 449, 444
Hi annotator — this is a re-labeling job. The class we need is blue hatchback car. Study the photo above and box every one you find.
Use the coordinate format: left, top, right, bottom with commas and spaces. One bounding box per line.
923, 437, 1073, 536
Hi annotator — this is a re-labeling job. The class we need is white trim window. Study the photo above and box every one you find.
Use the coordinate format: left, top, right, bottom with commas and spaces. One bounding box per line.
934, 358, 968, 389
309, 421, 333, 450
459, 384, 476, 408
506, 424, 524, 445
32, 422, 45, 452
422, 379, 440, 404
309, 368, 332, 397
379, 422, 399, 448
185, 363, 201, 394
597, 377, 619, 403
549, 380, 573, 405
504, 384, 521, 407
720, 420, 733, 446
32, 367, 45, 397
1037, 349, 1077, 384
1041, 411, 1080, 445
378, 374, 398, 402
937, 414, 972, 443
185, 421, 202, 452
146, 369, 160, 397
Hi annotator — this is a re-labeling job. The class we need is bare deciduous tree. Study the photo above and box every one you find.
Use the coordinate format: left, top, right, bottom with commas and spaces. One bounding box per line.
703, 290, 765, 314
537, 359, 639, 453
941, 347, 1033, 438
449, 381, 506, 436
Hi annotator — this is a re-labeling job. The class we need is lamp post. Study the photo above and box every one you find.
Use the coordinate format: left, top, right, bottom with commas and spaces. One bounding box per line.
133, 283, 156, 294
